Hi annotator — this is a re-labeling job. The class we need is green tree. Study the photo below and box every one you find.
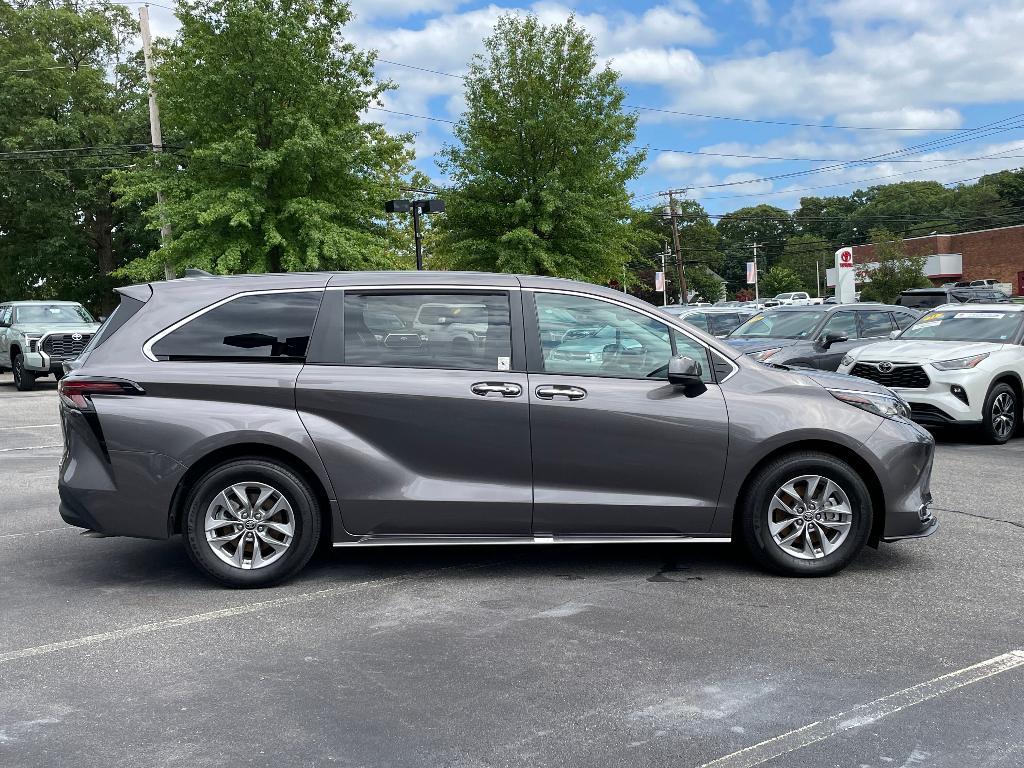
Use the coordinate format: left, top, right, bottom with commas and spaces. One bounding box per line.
716, 205, 794, 293
0, 0, 153, 311
760, 265, 801, 298
779, 234, 832, 295
434, 14, 645, 281
115, 0, 413, 278
685, 265, 725, 303
858, 228, 930, 303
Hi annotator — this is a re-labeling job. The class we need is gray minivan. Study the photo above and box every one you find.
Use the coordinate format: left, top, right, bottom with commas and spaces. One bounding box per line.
58, 272, 937, 586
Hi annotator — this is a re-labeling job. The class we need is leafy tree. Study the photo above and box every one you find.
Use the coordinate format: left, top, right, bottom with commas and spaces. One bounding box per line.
850, 181, 951, 239
716, 205, 795, 268
434, 14, 645, 282
0, 0, 153, 311
760, 265, 801, 298
115, 0, 413, 278
685, 265, 725, 303
858, 228, 930, 303
793, 193, 865, 246
779, 234, 832, 295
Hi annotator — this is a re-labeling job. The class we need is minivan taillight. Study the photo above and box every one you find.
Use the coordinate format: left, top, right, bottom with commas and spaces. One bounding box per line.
58, 378, 145, 410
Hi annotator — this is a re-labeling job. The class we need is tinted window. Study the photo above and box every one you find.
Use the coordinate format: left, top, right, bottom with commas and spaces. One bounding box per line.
858, 311, 895, 338
820, 312, 857, 339
535, 292, 711, 381
893, 312, 917, 330
82, 296, 145, 355
0, 306, 10, 325
151, 291, 322, 361
897, 292, 946, 309
344, 293, 511, 371
709, 313, 742, 336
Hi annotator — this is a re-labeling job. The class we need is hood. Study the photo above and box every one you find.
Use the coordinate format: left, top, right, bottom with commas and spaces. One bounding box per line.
786, 366, 895, 397
724, 337, 800, 354
13, 322, 100, 336
851, 339, 1004, 363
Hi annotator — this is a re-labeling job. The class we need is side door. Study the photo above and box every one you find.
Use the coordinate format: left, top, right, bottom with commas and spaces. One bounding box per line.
813, 310, 859, 370
296, 288, 533, 536
524, 289, 729, 535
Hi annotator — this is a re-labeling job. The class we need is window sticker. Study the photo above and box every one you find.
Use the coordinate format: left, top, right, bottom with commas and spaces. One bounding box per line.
497, 356, 510, 371
920, 313, 943, 322
954, 312, 1005, 319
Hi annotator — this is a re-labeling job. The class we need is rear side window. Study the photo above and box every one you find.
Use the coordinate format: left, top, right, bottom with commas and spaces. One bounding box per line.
343, 292, 512, 371
151, 291, 322, 362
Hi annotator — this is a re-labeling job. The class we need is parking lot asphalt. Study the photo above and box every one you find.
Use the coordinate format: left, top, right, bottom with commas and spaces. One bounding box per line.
1, 371, 1021, 768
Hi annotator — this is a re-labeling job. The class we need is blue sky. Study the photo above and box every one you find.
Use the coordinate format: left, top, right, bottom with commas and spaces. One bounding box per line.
146, 0, 1024, 215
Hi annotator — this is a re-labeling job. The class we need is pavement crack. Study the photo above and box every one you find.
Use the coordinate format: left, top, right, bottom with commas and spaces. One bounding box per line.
934, 506, 1024, 531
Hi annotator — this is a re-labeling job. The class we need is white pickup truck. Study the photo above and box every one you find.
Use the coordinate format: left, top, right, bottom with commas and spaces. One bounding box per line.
773, 291, 813, 306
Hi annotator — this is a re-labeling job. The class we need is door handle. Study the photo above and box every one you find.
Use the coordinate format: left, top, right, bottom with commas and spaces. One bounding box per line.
535, 385, 587, 401
471, 382, 522, 398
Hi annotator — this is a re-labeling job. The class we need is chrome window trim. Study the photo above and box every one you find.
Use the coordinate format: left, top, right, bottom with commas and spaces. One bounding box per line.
525, 286, 740, 383
142, 288, 324, 362
327, 284, 520, 292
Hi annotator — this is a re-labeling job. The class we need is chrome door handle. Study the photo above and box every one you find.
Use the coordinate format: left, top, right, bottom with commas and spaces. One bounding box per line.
471, 382, 522, 398
535, 385, 587, 401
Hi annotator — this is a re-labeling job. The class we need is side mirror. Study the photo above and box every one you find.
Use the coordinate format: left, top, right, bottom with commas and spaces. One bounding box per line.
819, 333, 848, 349
889, 329, 900, 340
668, 355, 703, 387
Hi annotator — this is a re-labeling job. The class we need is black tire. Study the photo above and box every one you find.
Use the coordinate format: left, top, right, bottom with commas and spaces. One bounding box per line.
980, 382, 1018, 445
13, 354, 35, 391
182, 458, 321, 588
737, 452, 872, 577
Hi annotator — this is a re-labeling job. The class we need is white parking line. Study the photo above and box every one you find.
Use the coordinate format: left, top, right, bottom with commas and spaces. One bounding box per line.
0, 561, 502, 665
697, 650, 1024, 768
0, 423, 60, 430
0, 444, 61, 453
0, 527, 68, 541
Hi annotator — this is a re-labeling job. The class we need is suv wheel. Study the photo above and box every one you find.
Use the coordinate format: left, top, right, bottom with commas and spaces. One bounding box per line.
981, 382, 1018, 444
12, 354, 35, 391
738, 452, 872, 576
183, 458, 321, 587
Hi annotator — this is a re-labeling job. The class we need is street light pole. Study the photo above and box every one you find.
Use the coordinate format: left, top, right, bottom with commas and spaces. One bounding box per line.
385, 198, 445, 270
412, 201, 423, 271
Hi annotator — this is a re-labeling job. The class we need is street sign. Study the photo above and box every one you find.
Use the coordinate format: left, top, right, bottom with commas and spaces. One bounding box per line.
835, 248, 856, 303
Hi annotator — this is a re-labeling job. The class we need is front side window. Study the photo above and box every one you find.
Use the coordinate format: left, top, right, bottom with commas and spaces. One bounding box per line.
858, 311, 895, 338
151, 291, 322, 361
14, 304, 94, 324
820, 312, 857, 339
535, 292, 711, 381
343, 292, 512, 371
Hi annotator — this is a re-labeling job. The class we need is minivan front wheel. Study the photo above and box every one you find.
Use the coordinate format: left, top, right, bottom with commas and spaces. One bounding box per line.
738, 452, 872, 576
183, 459, 321, 587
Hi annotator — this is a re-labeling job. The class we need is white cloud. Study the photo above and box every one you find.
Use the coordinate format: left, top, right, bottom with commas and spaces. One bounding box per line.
608, 47, 704, 86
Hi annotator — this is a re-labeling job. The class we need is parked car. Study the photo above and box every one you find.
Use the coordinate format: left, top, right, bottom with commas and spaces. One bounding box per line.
58, 272, 936, 586
725, 304, 921, 370
0, 300, 100, 390
954, 279, 1003, 289
662, 306, 757, 338
895, 286, 1011, 309
774, 292, 812, 306
838, 304, 1024, 443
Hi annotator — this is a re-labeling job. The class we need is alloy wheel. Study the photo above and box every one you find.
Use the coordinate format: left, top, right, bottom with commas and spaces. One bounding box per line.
991, 392, 1016, 441
767, 474, 853, 560
204, 482, 295, 570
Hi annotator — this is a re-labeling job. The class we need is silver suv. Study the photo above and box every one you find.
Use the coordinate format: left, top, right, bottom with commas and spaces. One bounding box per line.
57, 272, 937, 587
0, 301, 99, 390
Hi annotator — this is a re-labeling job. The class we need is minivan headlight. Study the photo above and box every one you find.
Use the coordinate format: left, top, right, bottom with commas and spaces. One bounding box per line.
750, 347, 782, 362
932, 353, 989, 370
828, 388, 910, 421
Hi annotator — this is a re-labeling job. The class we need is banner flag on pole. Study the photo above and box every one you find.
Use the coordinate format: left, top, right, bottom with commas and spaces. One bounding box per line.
654, 271, 665, 292
746, 261, 757, 285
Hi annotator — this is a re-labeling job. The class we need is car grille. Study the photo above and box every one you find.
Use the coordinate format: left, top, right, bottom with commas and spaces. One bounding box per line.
41, 333, 92, 358
851, 362, 930, 388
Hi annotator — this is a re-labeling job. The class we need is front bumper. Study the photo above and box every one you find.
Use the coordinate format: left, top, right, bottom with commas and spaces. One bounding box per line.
864, 417, 938, 542
24, 349, 73, 374
842, 362, 988, 425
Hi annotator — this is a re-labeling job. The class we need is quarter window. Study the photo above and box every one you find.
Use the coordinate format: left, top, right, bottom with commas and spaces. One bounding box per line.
150, 291, 322, 361
858, 311, 895, 338
534, 292, 712, 381
343, 293, 512, 371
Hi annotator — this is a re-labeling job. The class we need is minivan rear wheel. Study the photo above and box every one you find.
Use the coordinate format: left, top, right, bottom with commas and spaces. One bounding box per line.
183, 458, 321, 587
738, 452, 872, 576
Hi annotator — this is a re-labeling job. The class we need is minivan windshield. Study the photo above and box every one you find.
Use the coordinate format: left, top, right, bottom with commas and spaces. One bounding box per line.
14, 304, 94, 324
899, 310, 1023, 343
730, 310, 822, 339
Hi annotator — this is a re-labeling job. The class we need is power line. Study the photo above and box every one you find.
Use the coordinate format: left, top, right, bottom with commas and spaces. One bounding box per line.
0, 144, 176, 160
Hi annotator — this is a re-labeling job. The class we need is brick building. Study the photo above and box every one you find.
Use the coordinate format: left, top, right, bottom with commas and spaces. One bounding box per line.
828, 223, 1024, 296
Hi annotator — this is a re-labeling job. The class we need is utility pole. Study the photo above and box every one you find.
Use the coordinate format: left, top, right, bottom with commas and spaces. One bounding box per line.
664, 189, 688, 304
139, 5, 174, 281
749, 242, 763, 303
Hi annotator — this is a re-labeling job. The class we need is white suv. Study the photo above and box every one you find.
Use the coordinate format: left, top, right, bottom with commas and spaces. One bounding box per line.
774, 292, 812, 306
837, 303, 1024, 443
